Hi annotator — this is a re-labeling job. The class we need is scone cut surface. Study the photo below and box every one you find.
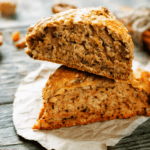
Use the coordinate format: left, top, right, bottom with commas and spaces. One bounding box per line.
26, 7, 134, 80
33, 66, 150, 130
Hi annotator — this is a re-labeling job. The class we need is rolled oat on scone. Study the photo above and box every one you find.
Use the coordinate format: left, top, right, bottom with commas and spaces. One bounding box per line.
33, 66, 150, 130
26, 7, 134, 81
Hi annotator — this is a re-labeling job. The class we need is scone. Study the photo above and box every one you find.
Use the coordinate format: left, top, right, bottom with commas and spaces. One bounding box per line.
26, 7, 134, 80
33, 66, 150, 130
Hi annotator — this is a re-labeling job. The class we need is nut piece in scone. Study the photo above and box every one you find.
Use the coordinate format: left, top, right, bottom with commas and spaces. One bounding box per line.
33, 66, 150, 130
26, 7, 134, 81
52, 3, 76, 14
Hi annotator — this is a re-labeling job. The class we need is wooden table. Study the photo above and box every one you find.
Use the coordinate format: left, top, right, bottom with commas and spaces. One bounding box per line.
0, 0, 150, 150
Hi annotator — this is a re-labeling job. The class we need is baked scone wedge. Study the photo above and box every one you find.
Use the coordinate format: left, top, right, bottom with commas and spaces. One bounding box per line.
26, 7, 134, 80
33, 66, 150, 130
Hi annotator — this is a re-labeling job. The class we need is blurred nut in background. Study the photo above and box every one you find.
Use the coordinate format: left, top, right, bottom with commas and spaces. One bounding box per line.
0, 0, 17, 16
12, 31, 26, 49
12, 31, 20, 42
143, 29, 150, 52
52, 3, 76, 14
15, 37, 26, 49
0, 32, 4, 46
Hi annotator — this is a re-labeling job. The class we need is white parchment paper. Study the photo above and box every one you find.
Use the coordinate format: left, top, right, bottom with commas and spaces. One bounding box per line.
115, 6, 150, 46
13, 60, 150, 150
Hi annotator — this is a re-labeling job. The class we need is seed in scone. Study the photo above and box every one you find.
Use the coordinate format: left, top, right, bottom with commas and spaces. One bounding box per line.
52, 3, 76, 14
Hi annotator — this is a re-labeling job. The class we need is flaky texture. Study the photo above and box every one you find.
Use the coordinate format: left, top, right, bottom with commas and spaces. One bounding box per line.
33, 66, 150, 130
26, 7, 134, 80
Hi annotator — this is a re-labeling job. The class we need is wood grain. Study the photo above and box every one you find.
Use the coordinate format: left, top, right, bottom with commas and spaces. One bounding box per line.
0, 27, 41, 104
0, 104, 46, 150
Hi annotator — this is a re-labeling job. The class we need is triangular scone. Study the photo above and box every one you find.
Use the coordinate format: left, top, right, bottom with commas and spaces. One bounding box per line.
26, 7, 134, 80
33, 66, 150, 130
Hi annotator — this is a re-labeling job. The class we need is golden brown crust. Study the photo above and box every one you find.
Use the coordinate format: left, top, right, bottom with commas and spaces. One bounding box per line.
26, 7, 129, 38
26, 7, 133, 46
32, 111, 149, 130
26, 7, 133, 50
33, 66, 150, 130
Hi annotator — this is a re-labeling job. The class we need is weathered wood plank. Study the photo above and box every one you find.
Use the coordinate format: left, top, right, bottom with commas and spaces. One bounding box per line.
0, 28, 41, 104
0, 144, 46, 150
109, 118, 150, 150
0, 104, 46, 150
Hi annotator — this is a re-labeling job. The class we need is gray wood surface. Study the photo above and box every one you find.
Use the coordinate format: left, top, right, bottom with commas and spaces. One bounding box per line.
0, 0, 150, 150
0, 27, 41, 104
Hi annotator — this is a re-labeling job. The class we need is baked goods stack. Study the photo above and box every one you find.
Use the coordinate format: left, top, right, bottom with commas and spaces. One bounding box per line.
25, 7, 150, 130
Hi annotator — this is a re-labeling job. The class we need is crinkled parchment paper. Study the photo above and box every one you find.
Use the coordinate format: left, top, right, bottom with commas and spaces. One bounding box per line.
115, 6, 150, 46
13, 60, 150, 150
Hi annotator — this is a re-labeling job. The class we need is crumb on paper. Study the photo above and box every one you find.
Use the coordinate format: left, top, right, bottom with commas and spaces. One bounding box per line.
0, 0, 17, 16
12, 31, 20, 42
12, 31, 27, 49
